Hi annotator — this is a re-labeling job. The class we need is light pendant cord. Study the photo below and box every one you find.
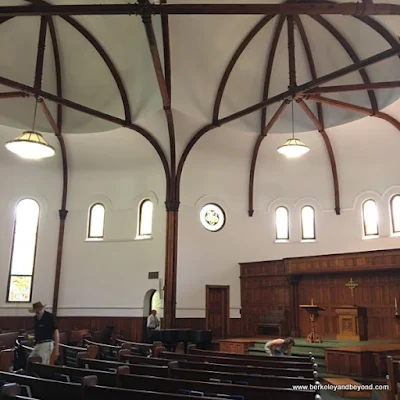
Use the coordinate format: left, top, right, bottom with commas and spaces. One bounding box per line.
31, 99, 39, 131
291, 100, 295, 139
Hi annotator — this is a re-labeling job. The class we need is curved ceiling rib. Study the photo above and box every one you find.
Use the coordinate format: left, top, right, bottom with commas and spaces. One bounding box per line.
310, 14, 378, 113
295, 15, 340, 215
48, 17, 63, 132
25, 0, 132, 124
212, 14, 276, 123
247, 16, 285, 216
248, 100, 289, 216
260, 15, 286, 133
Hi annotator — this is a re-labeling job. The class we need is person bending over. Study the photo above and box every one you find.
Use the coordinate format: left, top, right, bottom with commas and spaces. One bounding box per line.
264, 337, 295, 356
29, 302, 59, 364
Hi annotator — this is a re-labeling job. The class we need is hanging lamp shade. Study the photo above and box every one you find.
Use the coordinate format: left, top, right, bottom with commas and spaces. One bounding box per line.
5, 130, 56, 160
277, 138, 310, 158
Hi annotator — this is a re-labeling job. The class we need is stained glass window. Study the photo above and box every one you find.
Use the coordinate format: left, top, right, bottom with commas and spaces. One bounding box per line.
390, 195, 400, 234
138, 199, 153, 237
275, 206, 289, 240
362, 199, 379, 236
200, 204, 225, 232
301, 206, 315, 240
7, 199, 39, 302
88, 203, 105, 238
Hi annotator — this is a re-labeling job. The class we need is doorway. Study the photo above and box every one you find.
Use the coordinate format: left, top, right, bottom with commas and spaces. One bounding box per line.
205, 285, 230, 338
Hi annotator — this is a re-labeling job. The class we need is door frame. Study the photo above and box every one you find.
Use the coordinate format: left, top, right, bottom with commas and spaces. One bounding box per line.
205, 285, 230, 338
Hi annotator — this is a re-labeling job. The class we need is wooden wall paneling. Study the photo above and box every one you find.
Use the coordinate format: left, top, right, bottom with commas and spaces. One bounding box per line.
241, 249, 400, 341
0, 316, 146, 342
240, 260, 288, 336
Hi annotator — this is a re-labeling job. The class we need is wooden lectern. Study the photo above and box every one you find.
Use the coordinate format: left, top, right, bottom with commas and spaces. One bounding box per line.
300, 304, 325, 343
335, 305, 367, 341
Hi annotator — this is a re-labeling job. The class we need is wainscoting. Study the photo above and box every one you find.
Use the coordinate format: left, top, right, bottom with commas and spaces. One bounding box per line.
0, 316, 243, 342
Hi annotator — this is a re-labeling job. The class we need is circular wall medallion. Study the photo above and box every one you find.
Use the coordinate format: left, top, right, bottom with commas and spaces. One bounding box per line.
200, 203, 225, 232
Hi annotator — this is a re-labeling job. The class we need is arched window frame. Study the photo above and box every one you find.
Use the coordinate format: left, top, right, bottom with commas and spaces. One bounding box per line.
362, 199, 379, 237
301, 205, 316, 241
390, 195, 400, 235
137, 199, 154, 238
7, 198, 40, 303
275, 206, 289, 241
87, 203, 105, 239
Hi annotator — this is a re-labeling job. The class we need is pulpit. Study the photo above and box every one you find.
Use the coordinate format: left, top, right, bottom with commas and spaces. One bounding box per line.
300, 304, 325, 343
335, 305, 367, 341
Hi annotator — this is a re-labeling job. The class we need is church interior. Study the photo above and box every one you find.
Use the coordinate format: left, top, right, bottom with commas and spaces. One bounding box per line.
0, 0, 400, 399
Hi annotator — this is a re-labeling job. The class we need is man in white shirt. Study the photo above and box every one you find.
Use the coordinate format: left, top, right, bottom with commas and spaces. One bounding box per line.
147, 309, 159, 343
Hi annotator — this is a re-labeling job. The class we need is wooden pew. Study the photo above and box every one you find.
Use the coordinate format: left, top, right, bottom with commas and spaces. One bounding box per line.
178, 359, 318, 379
188, 345, 314, 362
169, 364, 315, 388
115, 338, 155, 356
0, 370, 223, 400
116, 352, 318, 379
84, 339, 120, 361
119, 373, 319, 400
71, 356, 317, 388
118, 351, 170, 365
78, 358, 170, 377
27, 359, 124, 387
158, 350, 317, 370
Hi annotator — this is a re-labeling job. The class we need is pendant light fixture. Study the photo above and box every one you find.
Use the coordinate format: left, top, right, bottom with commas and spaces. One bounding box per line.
277, 100, 310, 158
5, 98, 56, 160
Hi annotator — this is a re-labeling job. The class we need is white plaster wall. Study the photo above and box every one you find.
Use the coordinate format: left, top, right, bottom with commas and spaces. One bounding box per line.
177, 102, 400, 318
0, 127, 61, 317
0, 126, 167, 318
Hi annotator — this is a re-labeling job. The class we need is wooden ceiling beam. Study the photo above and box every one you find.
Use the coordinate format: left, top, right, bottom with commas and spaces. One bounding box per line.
304, 81, 400, 94
219, 44, 400, 125
0, 91, 27, 98
1, 3, 399, 16
300, 94, 400, 131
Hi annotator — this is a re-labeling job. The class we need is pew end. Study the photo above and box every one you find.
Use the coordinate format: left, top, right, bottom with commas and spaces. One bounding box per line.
0, 349, 14, 372
75, 351, 89, 367
313, 370, 319, 382
187, 344, 196, 354
86, 345, 99, 359
0, 383, 20, 397
81, 375, 98, 387
118, 349, 130, 361
116, 365, 130, 387
155, 346, 166, 358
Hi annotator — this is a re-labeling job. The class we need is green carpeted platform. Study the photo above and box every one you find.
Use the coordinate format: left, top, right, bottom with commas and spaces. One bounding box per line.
248, 337, 397, 378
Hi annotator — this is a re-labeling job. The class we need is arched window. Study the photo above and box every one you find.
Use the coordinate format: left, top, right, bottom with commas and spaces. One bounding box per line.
138, 199, 153, 237
390, 195, 400, 234
7, 199, 40, 302
87, 203, 105, 239
301, 206, 316, 240
275, 206, 289, 240
362, 199, 379, 237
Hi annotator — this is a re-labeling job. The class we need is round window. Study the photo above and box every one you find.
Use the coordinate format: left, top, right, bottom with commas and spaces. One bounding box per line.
200, 203, 226, 232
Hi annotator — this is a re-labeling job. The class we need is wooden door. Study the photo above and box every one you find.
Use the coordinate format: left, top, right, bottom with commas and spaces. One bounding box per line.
206, 285, 230, 338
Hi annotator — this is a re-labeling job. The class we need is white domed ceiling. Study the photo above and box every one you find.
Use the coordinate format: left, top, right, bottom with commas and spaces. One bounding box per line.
0, 0, 397, 135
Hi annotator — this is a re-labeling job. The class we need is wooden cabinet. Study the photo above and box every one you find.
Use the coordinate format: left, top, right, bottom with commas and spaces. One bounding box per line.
336, 306, 367, 341
219, 340, 253, 354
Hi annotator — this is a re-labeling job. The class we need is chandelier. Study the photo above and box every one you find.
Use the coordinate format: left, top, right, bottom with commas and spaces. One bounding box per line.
5, 98, 55, 160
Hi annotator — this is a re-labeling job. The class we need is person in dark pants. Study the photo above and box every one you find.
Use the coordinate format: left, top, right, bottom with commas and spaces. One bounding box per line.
146, 309, 159, 343
28, 302, 59, 364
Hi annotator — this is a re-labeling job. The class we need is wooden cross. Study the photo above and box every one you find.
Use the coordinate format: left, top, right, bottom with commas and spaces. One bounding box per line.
345, 278, 358, 297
